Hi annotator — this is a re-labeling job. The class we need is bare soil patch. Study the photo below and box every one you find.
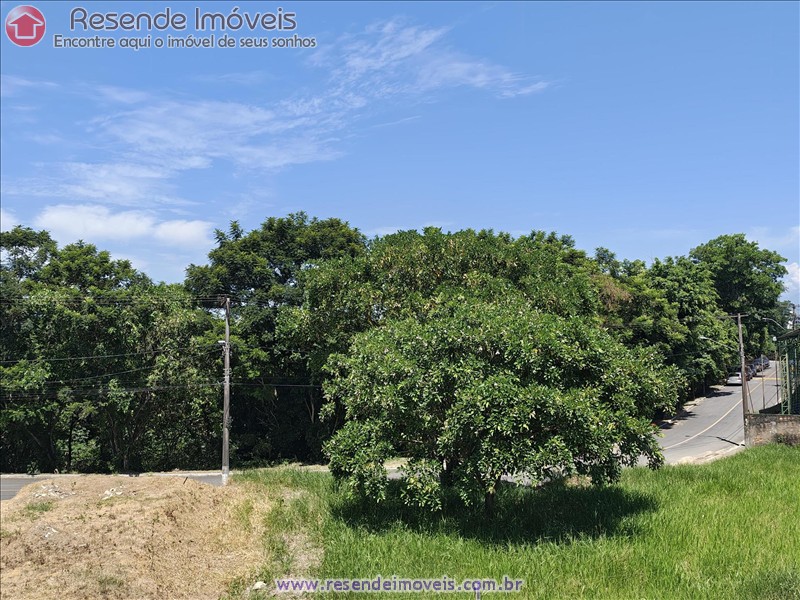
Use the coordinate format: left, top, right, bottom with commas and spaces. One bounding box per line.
0, 475, 273, 599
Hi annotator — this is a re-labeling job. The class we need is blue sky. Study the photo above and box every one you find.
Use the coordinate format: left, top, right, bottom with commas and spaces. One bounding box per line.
1, 1, 798, 301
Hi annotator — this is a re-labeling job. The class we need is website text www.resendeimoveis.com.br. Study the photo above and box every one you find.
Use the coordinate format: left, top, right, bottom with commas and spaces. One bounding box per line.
274, 575, 525, 594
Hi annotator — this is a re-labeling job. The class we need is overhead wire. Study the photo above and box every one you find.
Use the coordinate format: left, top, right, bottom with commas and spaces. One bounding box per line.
0, 345, 219, 365
1, 347, 221, 393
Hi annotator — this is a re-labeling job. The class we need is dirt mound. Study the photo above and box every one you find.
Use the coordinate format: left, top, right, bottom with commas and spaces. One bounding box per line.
0, 475, 271, 599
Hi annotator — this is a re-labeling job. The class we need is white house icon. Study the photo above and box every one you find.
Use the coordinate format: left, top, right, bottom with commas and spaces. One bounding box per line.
8, 10, 44, 39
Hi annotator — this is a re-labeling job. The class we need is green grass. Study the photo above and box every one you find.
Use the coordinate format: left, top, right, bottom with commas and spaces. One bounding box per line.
22, 500, 54, 519
224, 469, 331, 599
237, 445, 800, 599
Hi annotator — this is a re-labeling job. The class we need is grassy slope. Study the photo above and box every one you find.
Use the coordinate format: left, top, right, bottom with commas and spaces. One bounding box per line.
238, 445, 800, 599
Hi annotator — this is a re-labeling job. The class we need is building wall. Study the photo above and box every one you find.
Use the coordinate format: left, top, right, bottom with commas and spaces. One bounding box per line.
744, 414, 800, 447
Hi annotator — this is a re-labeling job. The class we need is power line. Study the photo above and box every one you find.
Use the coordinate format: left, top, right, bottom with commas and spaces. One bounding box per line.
0, 294, 230, 306
0, 381, 323, 401
0, 345, 218, 365
1, 382, 223, 401
232, 382, 323, 388
1, 348, 220, 387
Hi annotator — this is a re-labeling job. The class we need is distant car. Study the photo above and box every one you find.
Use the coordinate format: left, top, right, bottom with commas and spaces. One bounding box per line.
727, 371, 743, 385
753, 356, 770, 371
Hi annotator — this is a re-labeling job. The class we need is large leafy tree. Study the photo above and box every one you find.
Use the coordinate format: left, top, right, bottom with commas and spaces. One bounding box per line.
690, 234, 787, 354
645, 257, 736, 393
593, 249, 736, 400
1, 229, 219, 472
323, 295, 678, 514
279, 227, 599, 383
185, 213, 366, 462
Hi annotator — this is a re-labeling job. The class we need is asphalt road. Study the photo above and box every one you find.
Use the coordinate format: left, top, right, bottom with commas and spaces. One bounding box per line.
658, 364, 781, 464
1, 365, 783, 501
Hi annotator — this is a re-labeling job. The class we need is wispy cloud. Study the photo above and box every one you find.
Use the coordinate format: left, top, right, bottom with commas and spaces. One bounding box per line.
34, 204, 213, 249
7, 17, 551, 203
1, 208, 20, 231
93, 84, 152, 104
316, 18, 551, 102
5, 162, 180, 207
194, 71, 270, 85
29, 133, 65, 145
371, 115, 422, 128
91, 100, 332, 171
5, 16, 551, 278
784, 262, 800, 303
747, 226, 800, 257
0, 74, 58, 97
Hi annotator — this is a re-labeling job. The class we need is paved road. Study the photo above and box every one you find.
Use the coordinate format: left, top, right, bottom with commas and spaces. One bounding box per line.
1, 366, 783, 500
658, 364, 781, 464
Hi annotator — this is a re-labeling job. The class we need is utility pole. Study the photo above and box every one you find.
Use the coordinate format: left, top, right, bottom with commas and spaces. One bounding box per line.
737, 313, 749, 419
222, 295, 231, 486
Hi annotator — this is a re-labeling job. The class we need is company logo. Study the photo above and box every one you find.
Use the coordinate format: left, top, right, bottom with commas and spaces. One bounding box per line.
5, 5, 46, 47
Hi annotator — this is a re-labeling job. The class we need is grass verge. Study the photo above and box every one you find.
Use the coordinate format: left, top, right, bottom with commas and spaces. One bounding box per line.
240, 444, 800, 599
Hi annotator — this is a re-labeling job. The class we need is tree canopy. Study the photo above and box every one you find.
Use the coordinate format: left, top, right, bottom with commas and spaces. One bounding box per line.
1, 228, 217, 472
323, 294, 678, 513
1, 220, 791, 481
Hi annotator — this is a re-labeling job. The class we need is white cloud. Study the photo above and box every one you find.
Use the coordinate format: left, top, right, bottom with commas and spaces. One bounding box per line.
29, 133, 64, 145
336, 21, 450, 80
783, 262, 800, 303
0, 75, 57, 97
91, 100, 327, 172
747, 226, 800, 256
415, 55, 550, 98
59, 162, 172, 202
154, 220, 214, 247
2, 16, 552, 243
4, 161, 189, 209
33, 204, 213, 249
35, 205, 154, 240
93, 85, 151, 104
318, 18, 551, 101
1, 208, 20, 231
371, 115, 422, 128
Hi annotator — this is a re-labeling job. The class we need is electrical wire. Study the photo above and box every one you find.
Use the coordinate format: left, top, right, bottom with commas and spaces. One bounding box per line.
0, 294, 234, 305
0, 345, 219, 365
0, 381, 325, 401
1, 348, 220, 389
1, 382, 223, 401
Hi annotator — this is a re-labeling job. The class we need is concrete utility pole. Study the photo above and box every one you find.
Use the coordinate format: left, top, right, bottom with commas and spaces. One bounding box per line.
737, 313, 749, 419
221, 296, 231, 486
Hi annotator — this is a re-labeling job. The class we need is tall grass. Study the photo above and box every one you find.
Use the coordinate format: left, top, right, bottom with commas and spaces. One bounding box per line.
239, 445, 800, 599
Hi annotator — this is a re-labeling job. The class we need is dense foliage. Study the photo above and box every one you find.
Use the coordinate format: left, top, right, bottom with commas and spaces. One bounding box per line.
0, 218, 790, 480
323, 295, 678, 512
184, 213, 366, 463
1, 228, 217, 472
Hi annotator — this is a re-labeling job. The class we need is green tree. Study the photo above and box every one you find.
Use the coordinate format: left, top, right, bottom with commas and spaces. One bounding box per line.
280, 227, 599, 385
0, 226, 57, 281
185, 213, 366, 462
323, 295, 678, 515
1, 234, 219, 472
593, 253, 737, 401
690, 234, 787, 354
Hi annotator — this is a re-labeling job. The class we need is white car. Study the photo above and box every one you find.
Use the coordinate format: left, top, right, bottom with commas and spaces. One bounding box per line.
726, 371, 743, 385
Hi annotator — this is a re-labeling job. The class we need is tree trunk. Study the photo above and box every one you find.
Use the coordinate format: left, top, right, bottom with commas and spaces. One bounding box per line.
484, 488, 496, 517
483, 477, 501, 517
